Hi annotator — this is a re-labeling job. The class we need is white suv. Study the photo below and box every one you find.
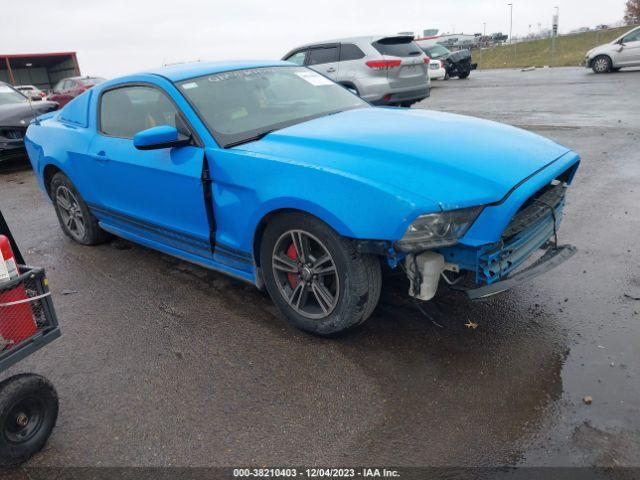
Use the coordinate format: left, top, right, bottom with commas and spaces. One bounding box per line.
283, 36, 430, 107
585, 26, 640, 73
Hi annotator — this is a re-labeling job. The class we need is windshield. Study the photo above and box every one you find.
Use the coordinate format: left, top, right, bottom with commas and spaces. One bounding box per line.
177, 66, 368, 147
0, 84, 27, 106
420, 45, 451, 59
79, 77, 105, 86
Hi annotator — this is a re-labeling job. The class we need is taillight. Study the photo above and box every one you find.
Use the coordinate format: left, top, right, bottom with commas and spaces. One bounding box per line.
366, 59, 402, 69
440, 60, 445, 68
39, 92, 46, 97
423, 56, 431, 64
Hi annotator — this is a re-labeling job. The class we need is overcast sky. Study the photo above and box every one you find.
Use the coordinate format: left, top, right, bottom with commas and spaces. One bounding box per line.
1, 0, 628, 78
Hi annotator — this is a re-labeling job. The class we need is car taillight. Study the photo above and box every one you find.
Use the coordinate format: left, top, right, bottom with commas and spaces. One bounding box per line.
39, 92, 46, 97
440, 60, 445, 68
365, 59, 402, 70
423, 56, 431, 64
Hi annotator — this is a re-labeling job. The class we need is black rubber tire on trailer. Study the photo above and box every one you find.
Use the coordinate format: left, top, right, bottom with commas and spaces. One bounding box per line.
50, 172, 109, 245
591, 55, 612, 74
0, 374, 58, 466
260, 212, 382, 336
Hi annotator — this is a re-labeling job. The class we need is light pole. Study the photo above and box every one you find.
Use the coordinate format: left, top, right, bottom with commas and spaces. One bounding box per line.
480, 22, 487, 66
508, 3, 516, 61
508, 3, 513, 44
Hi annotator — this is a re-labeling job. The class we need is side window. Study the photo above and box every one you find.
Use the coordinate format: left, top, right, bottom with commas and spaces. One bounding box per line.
339, 44, 365, 61
286, 51, 307, 66
623, 29, 640, 43
63, 80, 75, 90
100, 85, 181, 139
307, 46, 339, 66
53, 80, 65, 92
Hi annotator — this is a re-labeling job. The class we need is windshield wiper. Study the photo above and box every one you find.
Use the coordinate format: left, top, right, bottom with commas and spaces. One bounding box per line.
224, 128, 279, 148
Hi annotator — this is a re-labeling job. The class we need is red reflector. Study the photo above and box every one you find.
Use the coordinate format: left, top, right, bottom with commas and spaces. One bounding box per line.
366, 59, 402, 69
423, 56, 431, 63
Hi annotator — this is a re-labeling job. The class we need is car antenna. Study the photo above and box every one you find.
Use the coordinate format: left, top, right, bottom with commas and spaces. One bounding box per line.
26, 94, 41, 126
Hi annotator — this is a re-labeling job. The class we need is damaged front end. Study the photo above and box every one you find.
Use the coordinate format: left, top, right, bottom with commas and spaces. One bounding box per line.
398, 165, 578, 302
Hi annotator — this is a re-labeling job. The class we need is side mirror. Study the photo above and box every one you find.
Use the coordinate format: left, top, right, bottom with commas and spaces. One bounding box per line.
133, 125, 190, 150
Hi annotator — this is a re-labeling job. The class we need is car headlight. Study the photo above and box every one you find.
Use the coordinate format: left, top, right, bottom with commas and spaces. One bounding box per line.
396, 206, 483, 252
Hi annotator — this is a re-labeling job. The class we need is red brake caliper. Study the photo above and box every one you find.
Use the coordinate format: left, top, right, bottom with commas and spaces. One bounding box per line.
286, 243, 299, 288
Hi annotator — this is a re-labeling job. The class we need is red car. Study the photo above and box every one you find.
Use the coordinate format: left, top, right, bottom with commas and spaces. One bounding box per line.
47, 76, 105, 107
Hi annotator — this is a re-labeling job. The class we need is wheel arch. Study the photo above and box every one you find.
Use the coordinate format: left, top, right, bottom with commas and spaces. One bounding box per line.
251, 204, 355, 268
43, 163, 65, 200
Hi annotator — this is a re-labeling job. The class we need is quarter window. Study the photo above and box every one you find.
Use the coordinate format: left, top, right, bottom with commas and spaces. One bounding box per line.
286, 51, 307, 66
100, 86, 181, 139
307, 46, 339, 66
339, 44, 365, 61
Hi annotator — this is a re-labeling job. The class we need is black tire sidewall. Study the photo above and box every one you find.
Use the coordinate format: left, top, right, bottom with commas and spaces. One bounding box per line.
0, 374, 58, 465
260, 214, 364, 336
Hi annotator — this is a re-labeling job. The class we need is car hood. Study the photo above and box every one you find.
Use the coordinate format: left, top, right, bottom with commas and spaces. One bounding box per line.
236, 108, 572, 211
0, 101, 58, 127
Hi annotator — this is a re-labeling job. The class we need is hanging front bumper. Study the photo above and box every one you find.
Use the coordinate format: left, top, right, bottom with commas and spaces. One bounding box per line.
463, 243, 577, 300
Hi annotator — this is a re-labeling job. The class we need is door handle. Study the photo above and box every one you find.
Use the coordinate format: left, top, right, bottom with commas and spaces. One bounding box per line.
326, 67, 336, 73
91, 151, 110, 163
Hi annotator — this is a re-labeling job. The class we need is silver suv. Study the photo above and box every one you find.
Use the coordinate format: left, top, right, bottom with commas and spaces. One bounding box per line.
585, 26, 640, 73
283, 36, 430, 107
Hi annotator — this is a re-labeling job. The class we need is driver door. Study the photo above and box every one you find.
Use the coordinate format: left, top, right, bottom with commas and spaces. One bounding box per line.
618, 29, 640, 65
85, 84, 212, 259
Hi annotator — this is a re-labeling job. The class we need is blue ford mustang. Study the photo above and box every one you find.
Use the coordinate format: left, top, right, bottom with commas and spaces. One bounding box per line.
25, 60, 579, 335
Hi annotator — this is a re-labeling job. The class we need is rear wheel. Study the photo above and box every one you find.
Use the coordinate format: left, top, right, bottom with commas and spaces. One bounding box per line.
458, 72, 470, 79
260, 213, 381, 336
51, 172, 109, 245
400, 101, 414, 108
592, 55, 612, 73
0, 374, 58, 466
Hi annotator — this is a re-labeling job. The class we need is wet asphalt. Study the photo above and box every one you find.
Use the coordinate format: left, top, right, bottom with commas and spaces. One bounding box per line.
0, 67, 638, 469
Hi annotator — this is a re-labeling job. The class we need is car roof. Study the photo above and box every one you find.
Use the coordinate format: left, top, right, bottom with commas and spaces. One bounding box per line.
290, 35, 413, 50
143, 60, 294, 82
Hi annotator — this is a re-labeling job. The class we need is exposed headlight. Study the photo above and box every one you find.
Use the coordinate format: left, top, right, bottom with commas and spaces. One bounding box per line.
396, 206, 483, 252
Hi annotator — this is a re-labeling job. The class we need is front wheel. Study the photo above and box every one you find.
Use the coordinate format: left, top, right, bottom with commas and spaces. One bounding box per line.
592, 55, 612, 73
0, 374, 58, 465
260, 213, 381, 336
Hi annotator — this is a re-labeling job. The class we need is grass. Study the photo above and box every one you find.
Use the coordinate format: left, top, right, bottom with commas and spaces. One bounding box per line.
475, 25, 639, 69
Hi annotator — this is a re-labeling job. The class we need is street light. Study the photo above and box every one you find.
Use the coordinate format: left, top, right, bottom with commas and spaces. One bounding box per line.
508, 3, 513, 45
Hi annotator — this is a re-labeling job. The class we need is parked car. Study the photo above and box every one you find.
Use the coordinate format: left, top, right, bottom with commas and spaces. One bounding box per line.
47, 76, 105, 107
15, 85, 47, 100
428, 59, 447, 80
0, 82, 58, 163
25, 61, 579, 336
416, 43, 477, 79
585, 26, 640, 73
283, 36, 430, 107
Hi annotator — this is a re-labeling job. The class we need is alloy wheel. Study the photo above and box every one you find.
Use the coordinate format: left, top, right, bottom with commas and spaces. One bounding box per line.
55, 186, 86, 241
593, 58, 609, 73
271, 230, 340, 319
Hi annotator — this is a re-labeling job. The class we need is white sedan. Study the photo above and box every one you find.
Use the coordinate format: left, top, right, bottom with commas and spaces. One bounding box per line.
428, 59, 447, 80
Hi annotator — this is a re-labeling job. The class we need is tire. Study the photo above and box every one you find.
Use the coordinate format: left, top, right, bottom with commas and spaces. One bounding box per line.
458, 72, 470, 79
591, 55, 612, 74
260, 212, 382, 336
50, 172, 109, 245
0, 374, 58, 466
400, 101, 413, 108
611, 67, 621, 72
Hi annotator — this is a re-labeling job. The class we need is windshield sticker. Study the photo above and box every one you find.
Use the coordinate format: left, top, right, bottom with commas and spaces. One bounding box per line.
182, 82, 198, 90
295, 71, 333, 86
